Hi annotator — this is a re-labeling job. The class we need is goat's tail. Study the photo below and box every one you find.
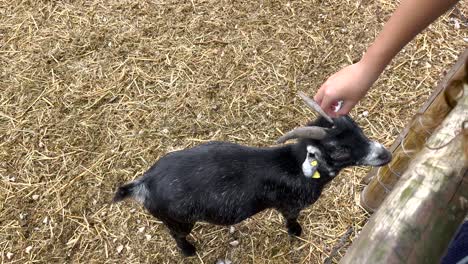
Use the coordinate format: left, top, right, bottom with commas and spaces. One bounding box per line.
113, 180, 148, 203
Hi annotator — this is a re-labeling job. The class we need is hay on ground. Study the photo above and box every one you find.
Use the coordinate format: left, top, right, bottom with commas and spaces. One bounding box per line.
1, 0, 467, 263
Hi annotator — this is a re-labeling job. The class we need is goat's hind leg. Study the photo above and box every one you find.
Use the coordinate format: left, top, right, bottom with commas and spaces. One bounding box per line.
162, 218, 196, 256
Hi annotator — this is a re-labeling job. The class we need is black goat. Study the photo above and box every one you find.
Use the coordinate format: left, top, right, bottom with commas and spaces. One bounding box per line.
113, 92, 391, 256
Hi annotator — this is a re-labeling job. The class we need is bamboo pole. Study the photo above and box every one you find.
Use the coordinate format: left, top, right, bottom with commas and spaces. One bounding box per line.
340, 85, 468, 264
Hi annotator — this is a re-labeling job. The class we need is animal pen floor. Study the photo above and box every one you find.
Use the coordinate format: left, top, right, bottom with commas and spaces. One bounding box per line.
1, 1, 467, 263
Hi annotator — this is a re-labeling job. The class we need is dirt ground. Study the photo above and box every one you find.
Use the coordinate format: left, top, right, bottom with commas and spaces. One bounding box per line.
1, 0, 467, 263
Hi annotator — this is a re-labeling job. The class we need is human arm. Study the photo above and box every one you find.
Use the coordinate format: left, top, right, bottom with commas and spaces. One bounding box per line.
314, 0, 460, 117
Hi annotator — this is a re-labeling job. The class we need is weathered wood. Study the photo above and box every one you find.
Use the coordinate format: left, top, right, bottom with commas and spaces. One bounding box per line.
340, 86, 468, 264
360, 51, 468, 212
464, 120, 468, 163
362, 49, 468, 185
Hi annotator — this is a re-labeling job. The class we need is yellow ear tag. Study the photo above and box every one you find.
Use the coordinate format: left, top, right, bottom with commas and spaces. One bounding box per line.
310, 160, 320, 178
312, 171, 321, 179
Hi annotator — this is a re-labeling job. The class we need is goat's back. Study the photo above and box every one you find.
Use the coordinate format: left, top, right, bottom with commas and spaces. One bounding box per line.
139, 141, 300, 224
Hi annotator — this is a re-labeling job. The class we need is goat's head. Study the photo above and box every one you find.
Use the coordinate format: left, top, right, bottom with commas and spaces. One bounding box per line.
278, 92, 392, 175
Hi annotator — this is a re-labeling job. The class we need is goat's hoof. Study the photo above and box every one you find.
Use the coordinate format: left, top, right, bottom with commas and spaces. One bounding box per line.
287, 222, 302, 237
180, 243, 197, 257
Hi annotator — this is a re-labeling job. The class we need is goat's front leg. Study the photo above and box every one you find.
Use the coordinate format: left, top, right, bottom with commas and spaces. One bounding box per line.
277, 207, 302, 237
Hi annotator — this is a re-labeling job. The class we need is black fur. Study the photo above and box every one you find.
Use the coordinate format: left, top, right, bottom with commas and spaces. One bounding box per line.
113, 116, 391, 256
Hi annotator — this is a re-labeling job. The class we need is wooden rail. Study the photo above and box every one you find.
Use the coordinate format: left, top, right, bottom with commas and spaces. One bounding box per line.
360, 49, 468, 212
340, 78, 468, 263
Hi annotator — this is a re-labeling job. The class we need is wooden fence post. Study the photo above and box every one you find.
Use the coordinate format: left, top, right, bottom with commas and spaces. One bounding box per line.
360, 50, 468, 212
340, 84, 468, 263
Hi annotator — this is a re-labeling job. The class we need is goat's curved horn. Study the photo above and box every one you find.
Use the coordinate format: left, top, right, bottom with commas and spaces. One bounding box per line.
298, 91, 334, 124
276, 126, 328, 144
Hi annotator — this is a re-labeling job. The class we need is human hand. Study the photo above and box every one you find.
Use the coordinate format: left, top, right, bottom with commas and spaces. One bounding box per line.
314, 61, 381, 117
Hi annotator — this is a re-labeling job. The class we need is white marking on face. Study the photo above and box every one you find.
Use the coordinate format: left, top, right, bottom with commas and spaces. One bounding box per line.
306, 145, 320, 155
302, 156, 314, 178
302, 145, 323, 178
361, 141, 387, 166
304, 144, 340, 177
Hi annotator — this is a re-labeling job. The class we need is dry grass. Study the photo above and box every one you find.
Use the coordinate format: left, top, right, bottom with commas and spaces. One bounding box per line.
0, 0, 467, 263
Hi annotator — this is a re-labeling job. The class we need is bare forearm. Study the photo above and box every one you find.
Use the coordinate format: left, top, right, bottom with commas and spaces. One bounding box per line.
314, 0, 460, 116
361, 0, 459, 76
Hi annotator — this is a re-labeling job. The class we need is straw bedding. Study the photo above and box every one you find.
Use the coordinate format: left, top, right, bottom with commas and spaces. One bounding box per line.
1, 0, 466, 263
